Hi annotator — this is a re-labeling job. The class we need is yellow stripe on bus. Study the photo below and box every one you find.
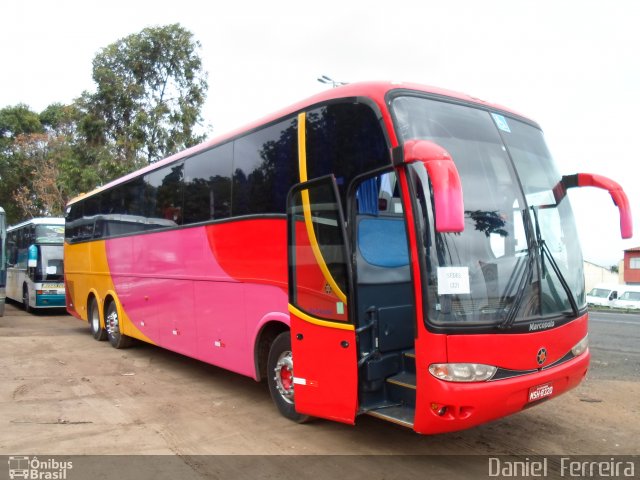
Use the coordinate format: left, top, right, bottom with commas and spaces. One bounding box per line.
288, 304, 354, 331
297, 112, 348, 305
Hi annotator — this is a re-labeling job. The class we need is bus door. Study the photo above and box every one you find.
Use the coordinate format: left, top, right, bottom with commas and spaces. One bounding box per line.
286, 175, 358, 424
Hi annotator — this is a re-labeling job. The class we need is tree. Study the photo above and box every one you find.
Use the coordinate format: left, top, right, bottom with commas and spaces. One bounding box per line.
0, 104, 43, 150
0, 103, 101, 222
86, 23, 208, 168
12, 133, 67, 218
0, 105, 46, 221
0, 25, 209, 223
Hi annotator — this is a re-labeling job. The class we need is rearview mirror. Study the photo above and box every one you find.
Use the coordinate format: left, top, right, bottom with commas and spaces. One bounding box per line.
400, 140, 464, 233
556, 173, 633, 239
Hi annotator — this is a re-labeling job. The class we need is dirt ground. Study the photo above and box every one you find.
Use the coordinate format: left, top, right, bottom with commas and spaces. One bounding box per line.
1, 303, 638, 478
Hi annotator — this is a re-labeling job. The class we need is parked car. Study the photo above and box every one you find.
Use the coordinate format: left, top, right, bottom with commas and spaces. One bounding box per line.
612, 287, 640, 310
586, 283, 621, 307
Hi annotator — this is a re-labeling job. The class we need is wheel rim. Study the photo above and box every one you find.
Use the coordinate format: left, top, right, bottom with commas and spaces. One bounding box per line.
106, 306, 119, 336
90, 304, 100, 332
273, 350, 295, 404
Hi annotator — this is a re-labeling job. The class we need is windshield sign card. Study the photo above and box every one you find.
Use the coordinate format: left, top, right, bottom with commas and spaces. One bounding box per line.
437, 267, 471, 295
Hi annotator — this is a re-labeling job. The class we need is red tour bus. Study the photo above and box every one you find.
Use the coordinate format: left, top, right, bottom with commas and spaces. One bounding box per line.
64, 82, 632, 434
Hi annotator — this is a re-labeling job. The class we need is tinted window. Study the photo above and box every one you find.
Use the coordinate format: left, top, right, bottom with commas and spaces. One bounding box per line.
183, 143, 233, 223
121, 179, 145, 216
232, 117, 298, 216
79, 194, 101, 240
306, 102, 389, 203
65, 203, 81, 241
144, 163, 184, 228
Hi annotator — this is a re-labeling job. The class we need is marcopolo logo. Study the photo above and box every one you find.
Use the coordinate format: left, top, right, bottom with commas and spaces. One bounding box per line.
7, 456, 73, 480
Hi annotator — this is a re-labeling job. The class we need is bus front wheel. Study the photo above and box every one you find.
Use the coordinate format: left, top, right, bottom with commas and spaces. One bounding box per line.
105, 301, 133, 349
88, 297, 107, 341
22, 285, 31, 313
267, 332, 310, 424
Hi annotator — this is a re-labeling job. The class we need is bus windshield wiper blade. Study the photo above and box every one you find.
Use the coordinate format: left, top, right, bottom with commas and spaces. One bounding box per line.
540, 239, 579, 317
498, 251, 534, 330
530, 206, 579, 318
498, 207, 539, 330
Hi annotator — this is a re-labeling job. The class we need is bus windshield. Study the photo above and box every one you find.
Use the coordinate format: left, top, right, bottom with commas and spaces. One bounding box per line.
393, 96, 585, 328
37, 244, 64, 282
35, 224, 65, 244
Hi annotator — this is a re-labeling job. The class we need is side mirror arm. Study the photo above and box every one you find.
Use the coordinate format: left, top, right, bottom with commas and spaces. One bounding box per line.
557, 173, 633, 239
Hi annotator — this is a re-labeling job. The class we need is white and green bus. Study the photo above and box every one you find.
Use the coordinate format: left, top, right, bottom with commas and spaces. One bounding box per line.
6, 217, 65, 311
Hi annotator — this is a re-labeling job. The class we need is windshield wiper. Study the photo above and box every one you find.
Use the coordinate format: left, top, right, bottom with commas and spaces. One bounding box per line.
499, 207, 579, 330
498, 252, 534, 330
539, 238, 579, 316
531, 206, 579, 317
498, 207, 539, 330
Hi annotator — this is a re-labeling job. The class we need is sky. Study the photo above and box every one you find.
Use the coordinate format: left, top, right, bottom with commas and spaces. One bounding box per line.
1, 0, 639, 266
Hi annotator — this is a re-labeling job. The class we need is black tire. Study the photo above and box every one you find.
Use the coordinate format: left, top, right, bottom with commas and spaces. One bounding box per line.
105, 301, 134, 349
88, 297, 107, 341
267, 331, 310, 423
22, 285, 31, 313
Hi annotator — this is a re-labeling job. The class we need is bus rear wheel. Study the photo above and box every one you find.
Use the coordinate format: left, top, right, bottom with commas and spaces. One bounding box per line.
88, 297, 107, 341
267, 332, 310, 423
105, 301, 133, 349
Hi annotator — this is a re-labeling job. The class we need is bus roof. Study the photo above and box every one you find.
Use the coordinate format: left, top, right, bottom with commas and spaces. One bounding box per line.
8, 217, 65, 232
67, 81, 534, 206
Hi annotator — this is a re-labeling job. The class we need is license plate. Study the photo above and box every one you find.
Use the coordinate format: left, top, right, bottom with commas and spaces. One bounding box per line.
47, 283, 64, 288
528, 382, 553, 402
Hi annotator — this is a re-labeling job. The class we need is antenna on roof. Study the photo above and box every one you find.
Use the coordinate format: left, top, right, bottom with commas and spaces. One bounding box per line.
317, 75, 348, 88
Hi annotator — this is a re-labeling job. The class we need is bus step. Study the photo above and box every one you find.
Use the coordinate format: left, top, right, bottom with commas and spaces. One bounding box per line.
366, 405, 415, 429
386, 371, 416, 406
387, 371, 416, 389
402, 349, 416, 372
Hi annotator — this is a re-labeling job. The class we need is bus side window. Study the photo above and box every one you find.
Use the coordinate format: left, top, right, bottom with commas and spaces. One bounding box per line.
231, 117, 297, 217
305, 103, 390, 206
144, 163, 185, 228
183, 142, 233, 223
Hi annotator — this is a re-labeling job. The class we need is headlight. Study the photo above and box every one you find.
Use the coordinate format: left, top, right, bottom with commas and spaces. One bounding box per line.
429, 363, 497, 382
571, 334, 589, 357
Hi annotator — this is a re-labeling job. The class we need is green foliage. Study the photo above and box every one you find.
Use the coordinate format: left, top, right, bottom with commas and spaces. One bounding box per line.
0, 105, 45, 221
0, 104, 43, 146
0, 24, 209, 224
87, 23, 208, 166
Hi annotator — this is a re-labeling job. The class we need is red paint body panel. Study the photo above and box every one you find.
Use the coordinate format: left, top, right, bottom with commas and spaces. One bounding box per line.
206, 219, 288, 287
412, 315, 589, 434
446, 315, 588, 370
290, 316, 358, 424
413, 349, 589, 434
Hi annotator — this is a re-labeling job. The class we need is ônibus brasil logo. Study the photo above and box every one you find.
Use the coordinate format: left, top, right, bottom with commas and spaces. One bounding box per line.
7, 456, 73, 479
